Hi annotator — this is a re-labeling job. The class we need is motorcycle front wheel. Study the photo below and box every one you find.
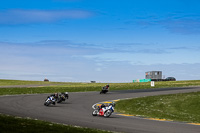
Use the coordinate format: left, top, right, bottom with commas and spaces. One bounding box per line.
44, 102, 50, 106
104, 109, 112, 117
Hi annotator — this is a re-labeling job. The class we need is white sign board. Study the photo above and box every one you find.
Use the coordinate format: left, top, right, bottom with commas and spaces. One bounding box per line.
151, 81, 155, 87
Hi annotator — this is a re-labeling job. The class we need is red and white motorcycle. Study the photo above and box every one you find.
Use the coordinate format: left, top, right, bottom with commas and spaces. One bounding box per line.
92, 103, 115, 117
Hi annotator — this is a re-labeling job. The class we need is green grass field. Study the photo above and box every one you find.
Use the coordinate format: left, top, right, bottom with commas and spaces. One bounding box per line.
0, 114, 111, 133
1, 79, 200, 95
0, 79, 65, 86
115, 91, 200, 123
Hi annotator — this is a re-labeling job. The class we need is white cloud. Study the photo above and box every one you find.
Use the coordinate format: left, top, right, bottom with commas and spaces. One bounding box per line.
0, 9, 94, 25
1, 40, 200, 82
95, 68, 102, 72
134, 13, 200, 35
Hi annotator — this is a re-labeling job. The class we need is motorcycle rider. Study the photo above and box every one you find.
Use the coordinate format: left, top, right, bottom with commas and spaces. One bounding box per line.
62, 92, 69, 99
106, 84, 109, 89
45, 95, 56, 105
102, 84, 109, 92
98, 104, 106, 115
100, 104, 106, 109
50, 93, 59, 101
97, 104, 106, 111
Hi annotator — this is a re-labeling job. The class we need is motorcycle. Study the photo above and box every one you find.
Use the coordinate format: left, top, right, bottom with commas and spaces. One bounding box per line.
44, 96, 56, 106
92, 103, 115, 117
57, 92, 69, 103
100, 86, 109, 94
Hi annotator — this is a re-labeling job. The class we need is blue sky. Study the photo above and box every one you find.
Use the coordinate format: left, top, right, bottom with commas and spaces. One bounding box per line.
0, 0, 200, 82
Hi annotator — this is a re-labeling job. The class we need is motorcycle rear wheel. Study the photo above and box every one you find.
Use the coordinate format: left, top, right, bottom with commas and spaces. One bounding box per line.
92, 110, 98, 116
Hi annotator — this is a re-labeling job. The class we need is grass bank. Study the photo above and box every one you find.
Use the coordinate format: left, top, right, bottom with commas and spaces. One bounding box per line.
115, 91, 200, 123
0, 79, 65, 86
0, 79, 200, 95
1, 79, 200, 95
0, 114, 112, 133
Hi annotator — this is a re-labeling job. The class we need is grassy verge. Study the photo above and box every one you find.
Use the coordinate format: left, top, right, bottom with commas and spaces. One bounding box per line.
0, 79, 66, 86
0, 80, 200, 95
115, 91, 200, 123
0, 114, 112, 133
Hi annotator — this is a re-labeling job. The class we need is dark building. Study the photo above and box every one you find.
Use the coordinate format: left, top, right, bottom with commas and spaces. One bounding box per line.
44, 78, 49, 82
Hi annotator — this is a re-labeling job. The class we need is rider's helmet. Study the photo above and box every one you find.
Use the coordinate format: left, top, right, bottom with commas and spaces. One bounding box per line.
106, 84, 109, 87
54, 93, 58, 98
101, 104, 106, 108
64, 92, 69, 98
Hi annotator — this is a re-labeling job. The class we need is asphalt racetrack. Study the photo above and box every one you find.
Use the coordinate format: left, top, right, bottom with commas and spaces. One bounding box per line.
0, 87, 200, 133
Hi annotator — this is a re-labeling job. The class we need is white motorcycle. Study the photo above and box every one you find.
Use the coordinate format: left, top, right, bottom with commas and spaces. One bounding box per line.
44, 96, 56, 106
92, 103, 115, 117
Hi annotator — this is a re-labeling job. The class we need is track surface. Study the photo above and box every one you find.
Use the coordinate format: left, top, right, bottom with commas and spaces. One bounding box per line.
0, 87, 200, 133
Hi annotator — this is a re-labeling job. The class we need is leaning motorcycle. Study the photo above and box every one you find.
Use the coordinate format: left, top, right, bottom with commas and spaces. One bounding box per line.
44, 96, 56, 106
92, 103, 115, 117
100, 87, 108, 94
57, 92, 69, 103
